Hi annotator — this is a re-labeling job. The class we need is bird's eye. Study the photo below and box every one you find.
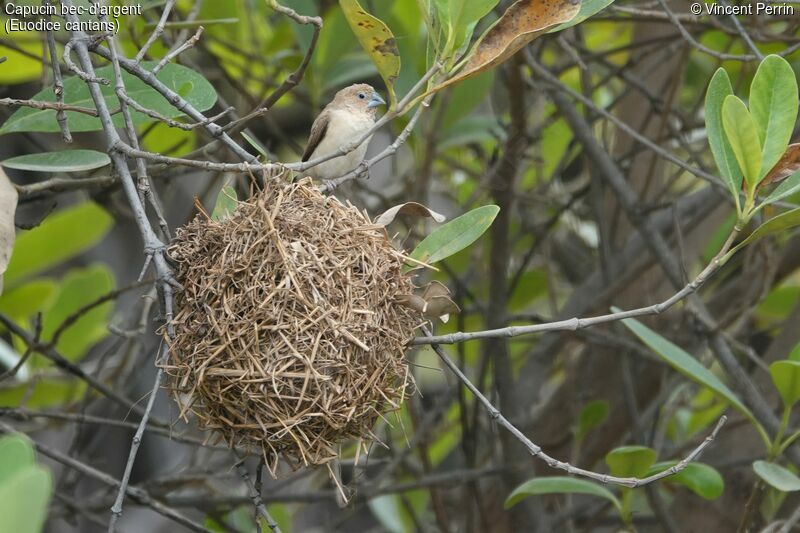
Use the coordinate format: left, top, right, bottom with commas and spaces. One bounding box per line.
357, 93, 366, 99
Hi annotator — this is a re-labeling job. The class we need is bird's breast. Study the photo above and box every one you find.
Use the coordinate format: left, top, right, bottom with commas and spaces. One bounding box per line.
307, 110, 375, 180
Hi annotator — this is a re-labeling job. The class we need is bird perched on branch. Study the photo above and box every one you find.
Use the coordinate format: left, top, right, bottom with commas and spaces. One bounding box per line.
300, 83, 386, 180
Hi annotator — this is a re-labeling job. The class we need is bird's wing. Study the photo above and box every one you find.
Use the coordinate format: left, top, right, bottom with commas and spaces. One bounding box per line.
301, 109, 330, 162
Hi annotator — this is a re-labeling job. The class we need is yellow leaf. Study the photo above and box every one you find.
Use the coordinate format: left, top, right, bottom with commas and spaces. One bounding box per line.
339, 0, 401, 107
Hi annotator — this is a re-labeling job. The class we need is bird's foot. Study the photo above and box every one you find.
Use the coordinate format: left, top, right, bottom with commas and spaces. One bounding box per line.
356, 161, 371, 180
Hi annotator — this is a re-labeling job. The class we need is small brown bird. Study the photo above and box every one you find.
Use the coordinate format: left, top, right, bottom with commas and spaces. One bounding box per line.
300, 84, 386, 180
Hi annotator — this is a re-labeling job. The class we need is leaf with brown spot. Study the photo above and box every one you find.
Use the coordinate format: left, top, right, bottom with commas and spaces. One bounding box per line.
427, 0, 581, 94
759, 143, 800, 206
340, 0, 401, 108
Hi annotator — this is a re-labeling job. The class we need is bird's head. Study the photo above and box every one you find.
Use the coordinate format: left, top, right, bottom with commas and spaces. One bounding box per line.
332, 84, 386, 118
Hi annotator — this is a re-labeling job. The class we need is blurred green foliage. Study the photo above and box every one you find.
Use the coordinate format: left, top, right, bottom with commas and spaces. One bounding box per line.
0, 202, 115, 408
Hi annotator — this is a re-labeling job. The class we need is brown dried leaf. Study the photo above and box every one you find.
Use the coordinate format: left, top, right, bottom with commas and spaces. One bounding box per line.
431, 0, 581, 94
422, 280, 452, 300
761, 143, 800, 188
374, 202, 447, 227
424, 295, 461, 322
398, 282, 460, 322
0, 168, 17, 295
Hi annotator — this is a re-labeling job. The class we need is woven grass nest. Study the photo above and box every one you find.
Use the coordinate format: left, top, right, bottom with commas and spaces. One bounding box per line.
163, 179, 423, 471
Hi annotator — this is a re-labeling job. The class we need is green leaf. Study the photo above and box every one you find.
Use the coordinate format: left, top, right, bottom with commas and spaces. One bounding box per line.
705, 68, 743, 203
0, 434, 35, 483
620, 315, 754, 422
322, 55, 379, 92
724, 207, 800, 260
790, 341, 800, 362
0, 434, 52, 533
141, 121, 196, 157
605, 446, 657, 478
646, 461, 724, 500
368, 495, 407, 533
433, 0, 499, 56
0, 378, 87, 409
753, 460, 800, 492
722, 95, 762, 192
0, 279, 58, 319
425, 0, 580, 94
762, 171, 800, 206
339, 0, 401, 108
4, 202, 113, 287
576, 400, 609, 441
505, 477, 621, 510
0, 62, 217, 134
769, 360, 800, 408
550, 0, 616, 32
0, 464, 51, 533
264, 505, 292, 533
749, 55, 799, 181
1, 150, 111, 173
314, 8, 359, 80
212, 185, 238, 222
441, 71, 495, 130
39, 265, 115, 362
408, 205, 499, 267
440, 115, 503, 149
240, 132, 270, 160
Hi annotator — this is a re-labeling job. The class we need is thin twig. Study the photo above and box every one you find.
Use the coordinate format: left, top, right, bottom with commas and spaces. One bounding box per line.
108, 349, 166, 531
153, 26, 204, 74
654, 0, 761, 61
102, 15, 172, 241
717, 0, 764, 60
119, 92, 233, 131
778, 502, 800, 533
15, 175, 116, 198
0, 98, 99, 115
221, 107, 269, 133
60, 3, 180, 528
0, 407, 229, 449
88, 44, 257, 164
43, 3, 71, 143
0, 312, 167, 425
423, 325, 727, 487
414, 233, 731, 345
234, 457, 282, 533
47, 280, 151, 349
63, 36, 110, 85
135, 0, 176, 63
253, 1, 322, 117
526, 57, 727, 191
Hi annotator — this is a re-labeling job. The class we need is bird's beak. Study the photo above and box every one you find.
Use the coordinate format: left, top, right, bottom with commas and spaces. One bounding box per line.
367, 92, 386, 109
